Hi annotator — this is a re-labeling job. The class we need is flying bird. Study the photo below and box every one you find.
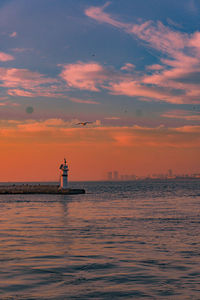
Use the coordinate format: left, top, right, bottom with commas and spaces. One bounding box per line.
76, 121, 93, 126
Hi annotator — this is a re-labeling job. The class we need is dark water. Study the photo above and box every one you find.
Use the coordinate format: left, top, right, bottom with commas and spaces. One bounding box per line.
0, 180, 200, 299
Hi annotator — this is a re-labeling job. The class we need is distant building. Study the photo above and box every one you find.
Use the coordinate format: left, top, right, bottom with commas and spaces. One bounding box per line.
168, 169, 173, 177
107, 172, 112, 181
113, 171, 119, 181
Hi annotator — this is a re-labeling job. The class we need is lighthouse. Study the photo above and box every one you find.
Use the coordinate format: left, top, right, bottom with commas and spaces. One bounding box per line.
59, 158, 69, 189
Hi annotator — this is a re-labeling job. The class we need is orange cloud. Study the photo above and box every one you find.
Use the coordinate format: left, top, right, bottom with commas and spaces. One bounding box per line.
104, 117, 120, 120
0, 118, 199, 148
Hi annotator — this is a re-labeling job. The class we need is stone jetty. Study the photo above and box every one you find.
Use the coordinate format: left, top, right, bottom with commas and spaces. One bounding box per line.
0, 184, 85, 195
0, 159, 85, 195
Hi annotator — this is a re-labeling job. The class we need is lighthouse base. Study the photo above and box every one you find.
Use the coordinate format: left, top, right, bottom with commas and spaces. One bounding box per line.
0, 184, 85, 195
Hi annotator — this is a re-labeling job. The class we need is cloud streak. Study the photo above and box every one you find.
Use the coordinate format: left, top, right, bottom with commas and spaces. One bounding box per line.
0, 118, 200, 148
85, 2, 129, 29
162, 109, 200, 121
84, 3, 200, 104
69, 97, 99, 104
0, 68, 65, 98
0, 52, 14, 62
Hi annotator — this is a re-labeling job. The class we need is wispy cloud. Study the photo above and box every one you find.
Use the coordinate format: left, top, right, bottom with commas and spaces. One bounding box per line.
162, 109, 200, 121
121, 63, 135, 71
11, 48, 33, 53
69, 97, 99, 104
9, 31, 17, 38
104, 117, 120, 120
0, 101, 19, 107
60, 60, 184, 104
109, 80, 183, 103
1, 118, 200, 148
0, 52, 14, 62
84, 3, 200, 104
146, 64, 165, 71
8, 89, 35, 97
60, 62, 110, 91
7, 88, 65, 98
0, 68, 56, 89
0, 67, 65, 98
85, 2, 129, 29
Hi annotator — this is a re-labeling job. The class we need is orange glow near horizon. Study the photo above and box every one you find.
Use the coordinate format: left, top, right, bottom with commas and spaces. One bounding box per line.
0, 123, 200, 182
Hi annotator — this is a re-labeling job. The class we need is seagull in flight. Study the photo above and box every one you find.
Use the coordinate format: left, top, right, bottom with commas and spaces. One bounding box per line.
76, 121, 93, 126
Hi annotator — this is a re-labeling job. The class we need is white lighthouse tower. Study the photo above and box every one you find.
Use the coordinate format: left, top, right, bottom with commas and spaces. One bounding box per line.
59, 158, 69, 189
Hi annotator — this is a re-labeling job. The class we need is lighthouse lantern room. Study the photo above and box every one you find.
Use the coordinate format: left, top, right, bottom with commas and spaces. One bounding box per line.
59, 158, 69, 189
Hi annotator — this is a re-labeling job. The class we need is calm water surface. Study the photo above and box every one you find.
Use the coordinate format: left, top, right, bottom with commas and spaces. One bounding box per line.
0, 180, 200, 299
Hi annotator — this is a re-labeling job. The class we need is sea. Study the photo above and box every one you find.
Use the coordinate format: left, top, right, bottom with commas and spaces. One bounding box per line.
0, 179, 200, 300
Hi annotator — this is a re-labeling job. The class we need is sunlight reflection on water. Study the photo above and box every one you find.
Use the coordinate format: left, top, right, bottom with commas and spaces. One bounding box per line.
0, 180, 200, 299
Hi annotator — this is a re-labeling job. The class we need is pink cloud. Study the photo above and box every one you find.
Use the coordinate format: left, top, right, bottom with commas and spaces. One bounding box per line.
0, 52, 14, 62
0, 67, 65, 98
9, 32, 17, 38
0, 68, 56, 89
121, 63, 135, 71
189, 32, 200, 48
146, 64, 165, 71
7, 88, 65, 98
85, 2, 129, 29
109, 80, 183, 104
59, 61, 185, 104
69, 97, 99, 104
85, 5, 187, 56
8, 89, 35, 97
60, 62, 107, 91
84, 4, 200, 104
0, 100, 19, 106
129, 21, 187, 56
60, 61, 124, 91
104, 117, 120, 120
162, 110, 200, 121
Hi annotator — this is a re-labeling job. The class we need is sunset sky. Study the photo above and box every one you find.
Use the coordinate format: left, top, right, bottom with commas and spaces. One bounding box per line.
0, 0, 200, 181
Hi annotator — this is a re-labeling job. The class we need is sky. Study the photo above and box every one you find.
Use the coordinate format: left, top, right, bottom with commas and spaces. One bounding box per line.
0, 0, 200, 181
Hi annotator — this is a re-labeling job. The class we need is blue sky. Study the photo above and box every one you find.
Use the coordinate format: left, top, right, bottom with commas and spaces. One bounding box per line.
0, 0, 199, 128
0, 0, 200, 126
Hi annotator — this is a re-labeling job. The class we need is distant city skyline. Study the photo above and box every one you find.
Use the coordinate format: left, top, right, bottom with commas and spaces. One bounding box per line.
106, 170, 200, 181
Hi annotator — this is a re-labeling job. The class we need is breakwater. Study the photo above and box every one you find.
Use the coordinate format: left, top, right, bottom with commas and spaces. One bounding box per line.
0, 184, 85, 194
